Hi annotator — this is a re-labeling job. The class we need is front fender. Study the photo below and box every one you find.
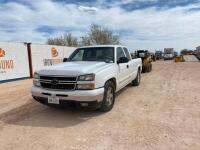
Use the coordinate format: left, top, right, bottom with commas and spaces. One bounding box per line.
95, 66, 118, 88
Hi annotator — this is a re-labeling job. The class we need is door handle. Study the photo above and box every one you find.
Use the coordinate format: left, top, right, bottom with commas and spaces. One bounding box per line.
127, 65, 129, 68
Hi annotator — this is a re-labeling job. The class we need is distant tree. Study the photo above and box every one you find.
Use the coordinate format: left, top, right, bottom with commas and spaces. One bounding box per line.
79, 24, 120, 46
79, 36, 91, 46
180, 49, 194, 55
47, 33, 78, 46
47, 24, 120, 47
180, 49, 188, 55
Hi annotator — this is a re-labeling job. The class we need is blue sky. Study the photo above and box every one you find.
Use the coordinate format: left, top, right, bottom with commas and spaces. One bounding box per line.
0, 0, 200, 51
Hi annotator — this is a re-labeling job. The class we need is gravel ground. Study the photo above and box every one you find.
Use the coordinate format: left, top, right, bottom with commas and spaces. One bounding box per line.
0, 60, 200, 150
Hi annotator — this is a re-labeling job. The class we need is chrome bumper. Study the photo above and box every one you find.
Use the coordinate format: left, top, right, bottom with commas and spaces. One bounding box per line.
31, 86, 104, 102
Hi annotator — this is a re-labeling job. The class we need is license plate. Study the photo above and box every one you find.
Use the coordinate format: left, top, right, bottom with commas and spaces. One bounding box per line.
48, 96, 59, 104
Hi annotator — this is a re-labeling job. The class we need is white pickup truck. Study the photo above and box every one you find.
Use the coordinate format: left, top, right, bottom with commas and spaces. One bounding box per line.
32, 45, 142, 112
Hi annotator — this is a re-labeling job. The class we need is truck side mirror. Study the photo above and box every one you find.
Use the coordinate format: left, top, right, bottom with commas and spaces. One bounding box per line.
117, 57, 129, 64
63, 58, 68, 62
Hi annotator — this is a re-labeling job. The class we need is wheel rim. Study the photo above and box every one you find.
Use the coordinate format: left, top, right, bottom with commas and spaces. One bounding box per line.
106, 87, 114, 106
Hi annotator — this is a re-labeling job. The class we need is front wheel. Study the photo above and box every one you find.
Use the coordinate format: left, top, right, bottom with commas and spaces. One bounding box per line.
132, 68, 141, 86
100, 81, 115, 112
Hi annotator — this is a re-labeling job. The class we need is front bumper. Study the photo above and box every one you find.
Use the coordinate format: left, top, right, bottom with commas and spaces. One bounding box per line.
31, 86, 104, 102
164, 57, 173, 60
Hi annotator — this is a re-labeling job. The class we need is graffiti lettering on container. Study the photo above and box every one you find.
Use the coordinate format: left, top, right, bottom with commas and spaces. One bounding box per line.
0, 60, 14, 69
43, 59, 62, 66
0, 48, 15, 74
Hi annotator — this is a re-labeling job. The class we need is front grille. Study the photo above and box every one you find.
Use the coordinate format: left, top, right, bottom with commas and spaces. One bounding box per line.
39, 76, 77, 90
40, 76, 76, 81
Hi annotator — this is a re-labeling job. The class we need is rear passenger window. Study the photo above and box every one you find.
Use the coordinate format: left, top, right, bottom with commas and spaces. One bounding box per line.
123, 47, 131, 60
117, 47, 126, 61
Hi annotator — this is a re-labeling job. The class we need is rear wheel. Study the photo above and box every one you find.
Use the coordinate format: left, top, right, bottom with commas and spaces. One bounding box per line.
132, 68, 141, 86
142, 66, 146, 73
146, 64, 151, 72
100, 81, 115, 112
149, 63, 152, 72
146, 64, 149, 72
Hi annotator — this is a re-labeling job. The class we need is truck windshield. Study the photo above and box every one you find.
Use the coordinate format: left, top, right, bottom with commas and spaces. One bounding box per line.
68, 47, 114, 63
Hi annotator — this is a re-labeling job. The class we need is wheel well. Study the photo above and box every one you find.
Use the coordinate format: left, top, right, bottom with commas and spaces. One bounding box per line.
106, 78, 116, 91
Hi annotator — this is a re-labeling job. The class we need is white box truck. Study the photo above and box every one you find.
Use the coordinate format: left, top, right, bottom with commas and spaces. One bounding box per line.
163, 48, 174, 60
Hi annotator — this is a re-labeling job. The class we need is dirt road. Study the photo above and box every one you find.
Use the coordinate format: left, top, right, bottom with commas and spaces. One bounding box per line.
0, 61, 200, 150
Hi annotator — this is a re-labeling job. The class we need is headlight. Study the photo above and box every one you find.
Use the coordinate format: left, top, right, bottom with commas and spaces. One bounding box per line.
78, 74, 95, 81
33, 73, 40, 87
34, 72, 40, 79
76, 83, 95, 90
33, 79, 40, 87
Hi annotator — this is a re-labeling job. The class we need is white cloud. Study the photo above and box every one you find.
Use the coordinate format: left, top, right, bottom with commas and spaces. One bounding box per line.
78, 6, 98, 12
0, 0, 200, 51
96, 0, 158, 8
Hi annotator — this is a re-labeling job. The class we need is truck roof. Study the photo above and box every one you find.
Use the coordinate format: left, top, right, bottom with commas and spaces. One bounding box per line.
78, 45, 127, 49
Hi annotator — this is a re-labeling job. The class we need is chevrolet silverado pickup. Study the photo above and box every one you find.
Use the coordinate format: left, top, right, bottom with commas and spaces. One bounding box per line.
32, 45, 142, 112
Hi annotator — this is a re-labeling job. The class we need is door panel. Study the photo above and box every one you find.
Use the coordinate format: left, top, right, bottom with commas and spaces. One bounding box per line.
123, 47, 137, 81
130, 59, 138, 80
116, 47, 130, 89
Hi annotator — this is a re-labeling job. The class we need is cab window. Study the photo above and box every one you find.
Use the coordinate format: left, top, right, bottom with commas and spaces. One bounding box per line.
117, 47, 126, 61
123, 47, 131, 60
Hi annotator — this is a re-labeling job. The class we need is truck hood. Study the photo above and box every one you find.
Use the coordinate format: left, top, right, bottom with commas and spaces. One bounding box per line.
37, 61, 113, 76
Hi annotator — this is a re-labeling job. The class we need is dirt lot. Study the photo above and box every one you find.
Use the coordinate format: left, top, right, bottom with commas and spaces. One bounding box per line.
0, 60, 200, 150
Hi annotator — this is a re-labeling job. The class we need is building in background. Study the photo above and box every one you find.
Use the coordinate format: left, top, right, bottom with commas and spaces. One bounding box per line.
196, 46, 200, 51
196, 46, 200, 60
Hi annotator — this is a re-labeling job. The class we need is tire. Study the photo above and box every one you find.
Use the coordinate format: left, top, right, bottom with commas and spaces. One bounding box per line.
100, 81, 115, 112
147, 63, 152, 72
142, 66, 146, 73
149, 63, 152, 72
146, 64, 150, 72
132, 68, 141, 86
146, 65, 148, 72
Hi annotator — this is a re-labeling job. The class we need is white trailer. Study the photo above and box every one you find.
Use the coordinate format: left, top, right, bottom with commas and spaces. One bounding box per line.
164, 48, 174, 60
